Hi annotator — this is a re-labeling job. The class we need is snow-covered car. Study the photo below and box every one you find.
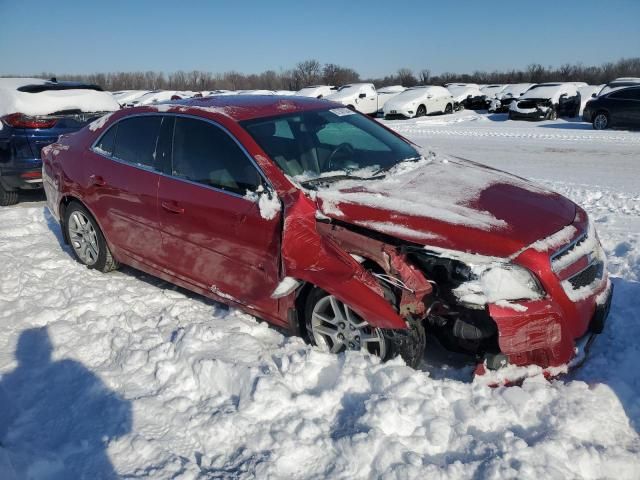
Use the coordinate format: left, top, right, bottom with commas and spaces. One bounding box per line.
324, 83, 381, 114
446, 84, 485, 110
129, 90, 195, 106
480, 84, 508, 108
488, 83, 535, 113
383, 86, 454, 119
509, 83, 580, 120
597, 77, 640, 96
111, 90, 150, 107
0, 78, 119, 206
577, 85, 604, 116
43, 95, 612, 372
295, 85, 337, 98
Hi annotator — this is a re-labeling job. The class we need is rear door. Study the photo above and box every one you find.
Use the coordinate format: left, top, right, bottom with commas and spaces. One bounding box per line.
157, 116, 282, 315
609, 87, 640, 126
85, 115, 165, 266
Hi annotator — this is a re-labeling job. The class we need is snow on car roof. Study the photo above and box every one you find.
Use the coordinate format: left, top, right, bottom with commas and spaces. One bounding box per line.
0, 77, 120, 116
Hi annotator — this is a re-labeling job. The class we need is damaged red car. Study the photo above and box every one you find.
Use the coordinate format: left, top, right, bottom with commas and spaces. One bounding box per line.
42, 96, 612, 371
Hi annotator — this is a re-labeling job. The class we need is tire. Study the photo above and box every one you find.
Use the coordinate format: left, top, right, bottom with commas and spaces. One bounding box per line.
445, 103, 453, 114
347, 104, 356, 111
0, 183, 19, 207
593, 111, 609, 130
304, 288, 426, 368
546, 107, 558, 120
64, 201, 119, 272
415, 105, 426, 118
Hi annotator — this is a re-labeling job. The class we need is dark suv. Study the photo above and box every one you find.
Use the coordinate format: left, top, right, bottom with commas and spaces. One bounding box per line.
0, 78, 118, 205
583, 86, 640, 130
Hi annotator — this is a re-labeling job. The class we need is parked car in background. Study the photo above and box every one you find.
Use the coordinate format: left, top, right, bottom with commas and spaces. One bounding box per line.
488, 83, 535, 113
446, 84, 485, 110
130, 90, 196, 106
582, 85, 640, 130
0, 78, 119, 206
509, 83, 580, 120
383, 86, 453, 119
42, 95, 611, 372
295, 85, 337, 98
112, 90, 150, 107
597, 77, 640, 96
324, 83, 381, 114
480, 84, 508, 108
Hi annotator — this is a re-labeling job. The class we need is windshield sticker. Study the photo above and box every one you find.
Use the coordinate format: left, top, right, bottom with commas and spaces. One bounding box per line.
330, 107, 355, 117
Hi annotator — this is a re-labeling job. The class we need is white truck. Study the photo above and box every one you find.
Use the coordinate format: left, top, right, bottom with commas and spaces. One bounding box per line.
325, 83, 388, 115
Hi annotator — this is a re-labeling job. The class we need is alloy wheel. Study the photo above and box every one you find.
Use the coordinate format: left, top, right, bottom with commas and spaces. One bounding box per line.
311, 295, 387, 358
593, 113, 608, 130
68, 211, 100, 265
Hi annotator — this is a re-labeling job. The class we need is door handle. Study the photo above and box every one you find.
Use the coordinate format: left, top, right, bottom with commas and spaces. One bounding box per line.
161, 201, 185, 214
89, 174, 106, 187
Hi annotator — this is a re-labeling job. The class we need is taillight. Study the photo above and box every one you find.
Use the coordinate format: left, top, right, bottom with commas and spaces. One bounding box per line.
20, 171, 42, 179
2, 113, 57, 129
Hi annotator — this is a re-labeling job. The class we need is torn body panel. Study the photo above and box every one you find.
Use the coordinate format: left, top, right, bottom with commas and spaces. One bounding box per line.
279, 190, 432, 330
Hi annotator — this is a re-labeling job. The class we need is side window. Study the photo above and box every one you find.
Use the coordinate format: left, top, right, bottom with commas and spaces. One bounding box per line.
172, 117, 262, 194
608, 88, 640, 100
94, 124, 117, 156
113, 116, 163, 168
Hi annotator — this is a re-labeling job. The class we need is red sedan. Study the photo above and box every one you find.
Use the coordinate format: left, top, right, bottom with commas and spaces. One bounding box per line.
42, 96, 612, 370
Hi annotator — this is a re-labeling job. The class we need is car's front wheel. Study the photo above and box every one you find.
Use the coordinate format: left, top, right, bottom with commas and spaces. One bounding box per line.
415, 105, 427, 117
64, 202, 119, 272
593, 111, 609, 130
546, 107, 558, 120
304, 288, 426, 368
0, 184, 18, 207
445, 103, 453, 114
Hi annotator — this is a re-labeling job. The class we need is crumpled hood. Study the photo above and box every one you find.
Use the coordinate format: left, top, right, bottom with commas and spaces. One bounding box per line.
315, 157, 576, 258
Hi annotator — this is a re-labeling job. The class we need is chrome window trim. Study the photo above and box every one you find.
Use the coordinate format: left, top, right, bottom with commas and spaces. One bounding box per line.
89, 111, 275, 200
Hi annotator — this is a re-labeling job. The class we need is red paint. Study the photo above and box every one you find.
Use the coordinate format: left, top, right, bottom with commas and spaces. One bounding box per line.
41, 96, 610, 369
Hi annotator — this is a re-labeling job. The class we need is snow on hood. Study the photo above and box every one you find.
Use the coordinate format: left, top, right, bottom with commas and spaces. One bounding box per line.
314, 154, 576, 257
520, 84, 577, 103
0, 78, 120, 117
498, 83, 535, 100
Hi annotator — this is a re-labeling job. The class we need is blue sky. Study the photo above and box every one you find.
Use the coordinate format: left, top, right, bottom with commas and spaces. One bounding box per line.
1, 0, 639, 77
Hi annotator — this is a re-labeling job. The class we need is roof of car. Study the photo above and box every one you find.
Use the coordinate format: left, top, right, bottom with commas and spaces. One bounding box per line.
161, 95, 335, 122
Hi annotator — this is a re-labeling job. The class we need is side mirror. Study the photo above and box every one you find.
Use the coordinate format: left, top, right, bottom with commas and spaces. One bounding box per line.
358, 93, 366, 98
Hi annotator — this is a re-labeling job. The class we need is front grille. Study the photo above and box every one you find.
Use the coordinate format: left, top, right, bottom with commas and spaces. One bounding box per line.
567, 261, 604, 289
517, 100, 539, 109
551, 233, 587, 269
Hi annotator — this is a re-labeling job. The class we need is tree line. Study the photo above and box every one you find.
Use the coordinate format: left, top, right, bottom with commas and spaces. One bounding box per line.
18, 57, 640, 92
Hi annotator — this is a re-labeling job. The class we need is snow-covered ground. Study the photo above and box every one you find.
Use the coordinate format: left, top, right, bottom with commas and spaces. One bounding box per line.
1, 111, 639, 479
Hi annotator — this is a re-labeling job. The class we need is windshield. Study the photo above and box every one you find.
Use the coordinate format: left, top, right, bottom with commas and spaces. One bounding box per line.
242, 107, 419, 183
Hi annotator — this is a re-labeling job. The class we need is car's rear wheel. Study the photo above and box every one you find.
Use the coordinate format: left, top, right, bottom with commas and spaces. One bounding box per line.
64, 202, 119, 272
0, 184, 19, 207
415, 105, 426, 117
304, 288, 426, 368
593, 111, 609, 130
445, 103, 453, 114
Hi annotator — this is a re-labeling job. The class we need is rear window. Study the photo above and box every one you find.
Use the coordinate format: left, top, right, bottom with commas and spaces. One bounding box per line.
113, 116, 162, 168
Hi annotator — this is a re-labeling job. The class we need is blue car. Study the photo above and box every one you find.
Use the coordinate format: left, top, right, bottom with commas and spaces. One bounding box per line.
0, 78, 119, 205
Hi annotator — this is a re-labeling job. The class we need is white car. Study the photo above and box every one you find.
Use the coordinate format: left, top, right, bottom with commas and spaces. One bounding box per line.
127, 90, 195, 106
446, 84, 484, 110
111, 90, 150, 106
480, 84, 508, 107
376, 85, 406, 113
383, 86, 454, 119
324, 83, 380, 114
488, 83, 535, 113
295, 85, 337, 98
509, 82, 580, 120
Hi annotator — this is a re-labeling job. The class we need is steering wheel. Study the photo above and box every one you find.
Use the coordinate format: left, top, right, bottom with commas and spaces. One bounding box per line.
326, 142, 355, 171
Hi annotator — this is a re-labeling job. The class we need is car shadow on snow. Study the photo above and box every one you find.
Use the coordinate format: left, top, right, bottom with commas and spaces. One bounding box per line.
568, 277, 640, 436
0, 327, 132, 478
